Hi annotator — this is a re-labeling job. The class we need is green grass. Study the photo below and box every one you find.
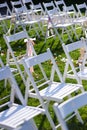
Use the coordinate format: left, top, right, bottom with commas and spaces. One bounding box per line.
0, 21, 87, 130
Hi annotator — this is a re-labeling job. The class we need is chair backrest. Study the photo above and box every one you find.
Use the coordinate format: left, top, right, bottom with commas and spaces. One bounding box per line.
30, 3, 45, 19
62, 38, 87, 83
0, 2, 11, 16
0, 2, 12, 33
64, 4, 76, 17
22, 0, 34, 4
53, 92, 87, 130
22, 0, 37, 17
11, 0, 28, 21
5, 30, 29, 42
60, 4, 77, 22
22, 0, 34, 10
11, 0, 24, 13
54, 0, 66, 11
0, 63, 26, 110
75, 2, 87, 17
43, 1, 58, 16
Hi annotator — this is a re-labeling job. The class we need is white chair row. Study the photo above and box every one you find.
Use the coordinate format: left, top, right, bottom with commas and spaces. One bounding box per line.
1, 1, 87, 129
1, 0, 87, 41
43, 0, 87, 42
10, 0, 46, 37
52, 36, 87, 129
2, 29, 87, 129
43, 1, 75, 43
0, 0, 45, 37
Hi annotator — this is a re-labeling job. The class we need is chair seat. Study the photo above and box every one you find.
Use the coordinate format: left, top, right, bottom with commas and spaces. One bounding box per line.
74, 17, 87, 24
77, 67, 87, 79
0, 103, 44, 129
55, 23, 74, 28
39, 82, 83, 102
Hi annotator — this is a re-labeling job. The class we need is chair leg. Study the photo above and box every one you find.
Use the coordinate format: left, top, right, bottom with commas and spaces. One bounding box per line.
75, 110, 84, 124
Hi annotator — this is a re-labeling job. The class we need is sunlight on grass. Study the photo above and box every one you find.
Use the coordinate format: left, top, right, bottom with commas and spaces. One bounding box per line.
0, 19, 87, 130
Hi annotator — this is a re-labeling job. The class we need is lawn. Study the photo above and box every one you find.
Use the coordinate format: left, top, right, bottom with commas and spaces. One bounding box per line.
0, 21, 87, 130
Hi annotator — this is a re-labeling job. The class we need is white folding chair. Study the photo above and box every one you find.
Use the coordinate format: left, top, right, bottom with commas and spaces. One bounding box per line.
54, 1, 80, 39
0, 59, 44, 130
11, 0, 44, 38
62, 38, 87, 84
75, 2, 87, 18
10, 0, 28, 33
0, 2, 12, 33
3, 29, 36, 87
22, 0, 48, 28
11, 0, 24, 13
74, 2, 87, 36
22, 0, 34, 8
43, 1, 59, 39
62, 4, 80, 40
53, 92, 87, 130
54, 0, 67, 12
23, 1, 45, 36
57, 4, 80, 40
54, 0, 84, 40
43, 1, 75, 43
21, 48, 84, 129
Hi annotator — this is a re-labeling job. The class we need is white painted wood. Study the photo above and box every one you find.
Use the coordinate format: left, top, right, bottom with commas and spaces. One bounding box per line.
62, 38, 87, 84
22, 48, 84, 129
0, 64, 44, 130
53, 92, 87, 130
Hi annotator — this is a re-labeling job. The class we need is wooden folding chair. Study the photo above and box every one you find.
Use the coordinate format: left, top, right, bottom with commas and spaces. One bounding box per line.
43, 1, 76, 43
3, 29, 36, 87
75, 2, 87, 18
21, 48, 84, 129
0, 2, 12, 33
43, 1, 62, 41
62, 38, 87, 84
11, 0, 44, 38
23, 2, 45, 36
54, 0, 67, 12
74, 2, 87, 37
53, 92, 87, 130
0, 59, 44, 130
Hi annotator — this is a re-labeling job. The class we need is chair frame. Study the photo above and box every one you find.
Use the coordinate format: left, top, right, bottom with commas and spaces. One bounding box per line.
53, 92, 87, 130
43, 1, 76, 43
11, 0, 44, 38
0, 2, 12, 33
21, 48, 84, 129
0, 60, 44, 130
62, 38, 87, 84
4, 29, 36, 87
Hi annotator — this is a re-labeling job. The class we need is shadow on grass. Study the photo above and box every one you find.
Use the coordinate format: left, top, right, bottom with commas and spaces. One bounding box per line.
37, 42, 46, 54
38, 115, 46, 130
